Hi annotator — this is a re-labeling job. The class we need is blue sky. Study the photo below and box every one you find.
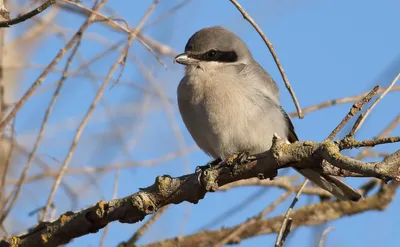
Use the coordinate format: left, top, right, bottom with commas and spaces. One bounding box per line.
6, 0, 400, 246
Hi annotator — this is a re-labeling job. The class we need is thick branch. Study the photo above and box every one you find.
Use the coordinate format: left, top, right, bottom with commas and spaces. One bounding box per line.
141, 182, 398, 247
0, 138, 399, 247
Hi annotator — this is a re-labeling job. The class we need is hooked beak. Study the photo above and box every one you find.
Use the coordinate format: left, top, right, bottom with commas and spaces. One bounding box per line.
174, 52, 198, 65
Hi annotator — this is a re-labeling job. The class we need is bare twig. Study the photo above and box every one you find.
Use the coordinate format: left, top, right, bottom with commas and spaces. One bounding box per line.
327, 85, 379, 140
0, 0, 55, 28
228, 0, 303, 118
349, 73, 400, 136
275, 179, 308, 247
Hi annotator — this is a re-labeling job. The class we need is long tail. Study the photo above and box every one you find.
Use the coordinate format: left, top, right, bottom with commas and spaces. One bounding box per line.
295, 168, 362, 201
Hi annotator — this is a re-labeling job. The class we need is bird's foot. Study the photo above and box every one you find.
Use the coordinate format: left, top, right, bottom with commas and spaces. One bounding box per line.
226, 152, 255, 166
195, 157, 222, 185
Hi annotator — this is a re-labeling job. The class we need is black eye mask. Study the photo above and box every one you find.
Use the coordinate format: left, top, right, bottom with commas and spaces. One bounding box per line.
189, 50, 238, 63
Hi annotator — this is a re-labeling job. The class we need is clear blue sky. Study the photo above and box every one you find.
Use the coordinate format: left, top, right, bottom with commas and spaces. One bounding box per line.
8, 0, 400, 246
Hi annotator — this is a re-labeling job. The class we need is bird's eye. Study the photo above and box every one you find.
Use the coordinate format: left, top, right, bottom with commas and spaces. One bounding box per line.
207, 50, 217, 58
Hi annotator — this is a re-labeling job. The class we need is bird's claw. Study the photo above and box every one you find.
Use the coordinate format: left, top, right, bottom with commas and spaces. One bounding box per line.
226, 152, 255, 166
195, 158, 222, 185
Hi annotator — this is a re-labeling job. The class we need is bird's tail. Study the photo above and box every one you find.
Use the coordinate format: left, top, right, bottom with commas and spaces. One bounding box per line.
295, 168, 362, 201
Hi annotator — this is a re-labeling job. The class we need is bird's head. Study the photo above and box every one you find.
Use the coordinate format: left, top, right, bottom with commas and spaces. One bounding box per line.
174, 26, 253, 71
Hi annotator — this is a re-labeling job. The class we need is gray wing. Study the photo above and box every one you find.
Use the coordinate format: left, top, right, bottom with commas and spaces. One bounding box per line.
239, 61, 281, 105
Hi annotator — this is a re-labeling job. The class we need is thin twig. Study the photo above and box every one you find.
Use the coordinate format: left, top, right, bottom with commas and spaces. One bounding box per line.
228, 0, 303, 118
275, 179, 309, 247
327, 85, 379, 140
0, 0, 55, 28
318, 227, 335, 247
349, 73, 400, 136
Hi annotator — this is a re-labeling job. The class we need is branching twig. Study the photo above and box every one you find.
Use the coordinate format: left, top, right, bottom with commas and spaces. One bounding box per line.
327, 85, 379, 140
349, 73, 400, 136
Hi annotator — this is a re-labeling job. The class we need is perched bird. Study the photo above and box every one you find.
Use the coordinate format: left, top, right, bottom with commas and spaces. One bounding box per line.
174, 26, 361, 201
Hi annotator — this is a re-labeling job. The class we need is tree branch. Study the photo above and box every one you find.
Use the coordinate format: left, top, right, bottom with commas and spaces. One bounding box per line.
140, 182, 398, 247
1, 136, 399, 247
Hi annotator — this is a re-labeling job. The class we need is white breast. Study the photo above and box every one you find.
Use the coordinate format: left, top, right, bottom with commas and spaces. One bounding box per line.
177, 65, 288, 159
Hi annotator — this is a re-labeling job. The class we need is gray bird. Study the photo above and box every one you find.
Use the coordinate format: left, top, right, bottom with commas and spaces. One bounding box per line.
174, 26, 361, 201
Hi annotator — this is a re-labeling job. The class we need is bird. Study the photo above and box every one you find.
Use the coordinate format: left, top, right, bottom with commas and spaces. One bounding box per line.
174, 26, 361, 201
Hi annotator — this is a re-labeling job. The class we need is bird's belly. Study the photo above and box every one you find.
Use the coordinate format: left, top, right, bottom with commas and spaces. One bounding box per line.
179, 82, 281, 159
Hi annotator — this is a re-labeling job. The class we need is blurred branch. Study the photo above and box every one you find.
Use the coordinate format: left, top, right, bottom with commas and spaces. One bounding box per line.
0, 33, 83, 226
41, 0, 160, 221
218, 176, 332, 197
0, 0, 55, 28
212, 191, 291, 247
119, 205, 170, 246
1, 135, 399, 246
57, 0, 178, 57
288, 85, 400, 118
0, 0, 109, 131
0, 0, 10, 20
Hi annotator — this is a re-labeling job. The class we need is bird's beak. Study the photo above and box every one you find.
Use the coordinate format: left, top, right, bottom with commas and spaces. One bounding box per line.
174, 52, 198, 65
